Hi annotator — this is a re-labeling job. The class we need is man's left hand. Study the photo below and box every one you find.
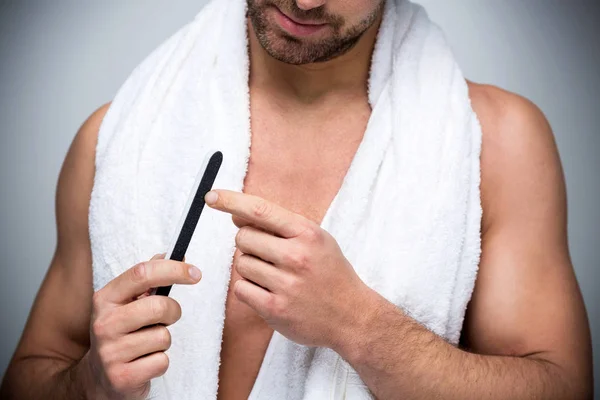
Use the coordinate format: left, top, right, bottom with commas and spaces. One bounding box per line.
204, 189, 375, 350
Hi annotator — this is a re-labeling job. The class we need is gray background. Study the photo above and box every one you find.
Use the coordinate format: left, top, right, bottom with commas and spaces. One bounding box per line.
0, 0, 598, 395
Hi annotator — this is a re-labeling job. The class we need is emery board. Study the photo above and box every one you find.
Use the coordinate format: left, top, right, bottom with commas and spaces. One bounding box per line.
150, 150, 223, 297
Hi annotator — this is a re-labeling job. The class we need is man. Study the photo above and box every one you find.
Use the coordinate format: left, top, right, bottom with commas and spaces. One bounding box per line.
0, 0, 593, 399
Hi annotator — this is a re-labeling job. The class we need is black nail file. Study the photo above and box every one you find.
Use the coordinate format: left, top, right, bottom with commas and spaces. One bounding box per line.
150, 150, 223, 297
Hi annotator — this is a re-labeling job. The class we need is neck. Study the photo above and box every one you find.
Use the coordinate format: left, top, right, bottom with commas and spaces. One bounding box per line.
248, 14, 383, 104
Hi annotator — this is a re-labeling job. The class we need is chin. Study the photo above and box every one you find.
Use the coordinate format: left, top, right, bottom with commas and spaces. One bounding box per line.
256, 31, 315, 64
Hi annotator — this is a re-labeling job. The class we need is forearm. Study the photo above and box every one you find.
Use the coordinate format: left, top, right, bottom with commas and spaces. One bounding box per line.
0, 354, 93, 400
334, 290, 580, 400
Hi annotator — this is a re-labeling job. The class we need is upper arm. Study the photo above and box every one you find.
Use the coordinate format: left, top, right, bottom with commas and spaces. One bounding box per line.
461, 84, 592, 391
10, 102, 111, 364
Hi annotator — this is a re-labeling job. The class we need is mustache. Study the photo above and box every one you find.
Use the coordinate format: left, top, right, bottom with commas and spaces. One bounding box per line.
264, 0, 345, 27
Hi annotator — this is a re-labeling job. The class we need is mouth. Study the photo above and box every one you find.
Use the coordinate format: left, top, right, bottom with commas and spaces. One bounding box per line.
272, 6, 328, 37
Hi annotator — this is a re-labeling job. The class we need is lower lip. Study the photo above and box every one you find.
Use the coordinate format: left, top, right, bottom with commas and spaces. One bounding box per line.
273, 7, 327, 37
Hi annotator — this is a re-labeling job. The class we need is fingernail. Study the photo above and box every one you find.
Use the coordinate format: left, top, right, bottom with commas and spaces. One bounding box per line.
205, 191, 218, 205
189, 266, 202, 281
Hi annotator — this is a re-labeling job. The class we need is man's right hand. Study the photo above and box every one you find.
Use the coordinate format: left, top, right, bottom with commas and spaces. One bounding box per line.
0, 104, 206, 400
82, 253, 202, 399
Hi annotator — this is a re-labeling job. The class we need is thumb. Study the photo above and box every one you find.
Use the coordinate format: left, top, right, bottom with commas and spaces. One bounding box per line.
150, 252, 167, 261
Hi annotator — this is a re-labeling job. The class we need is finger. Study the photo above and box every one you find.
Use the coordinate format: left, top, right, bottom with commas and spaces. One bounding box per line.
235, 253, 288, 293
109, 325, 171, 363
113, 295, 182, 334
118, 351, 169, 392
205, 189, 307, 238
101, 259, 201, 304
150, 253, 185, 262
235, 225, 289, 265
136, 254, 168, 300
233, 278, 274, 319
232, 215, 278, 240
136, 290, 151, 300
232, 215, 255, 229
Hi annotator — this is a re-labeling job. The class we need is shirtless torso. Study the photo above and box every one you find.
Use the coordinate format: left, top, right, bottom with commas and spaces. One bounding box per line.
216, 71, 371, 400
0, 2, 591, 400
1, 72, 591, 400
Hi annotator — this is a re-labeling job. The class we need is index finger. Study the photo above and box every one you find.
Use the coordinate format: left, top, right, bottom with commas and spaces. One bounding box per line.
100, 259, 202, 304
204, 189, 307, 238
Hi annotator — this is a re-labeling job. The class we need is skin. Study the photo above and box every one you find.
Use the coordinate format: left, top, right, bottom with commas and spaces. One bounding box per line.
205, 84, 595, 397
0, 0, 593, 399
247, 0, 384, 64
0, 101, 203, 400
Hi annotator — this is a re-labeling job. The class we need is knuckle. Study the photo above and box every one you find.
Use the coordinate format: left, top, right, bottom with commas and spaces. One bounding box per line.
92, 317, 110, 339
233, 279, 245, 298
235, 227, 249, 246
131, 262, 148, 283
271, 297, 287, 319
252, 200, 271, 219
234, 255, 248, 275
263, 294, 276, 318
155, 352, 170, 375
125, 301, 143, 322
149, 297, 168, 321
169, 299, 183, 323
97, 343, 115, 366
302, 225, 323, 244
158, 298, 182, 325
284, 250, 308, 269
282, 251, 296, 266
157, 327, 172, 350
92, 290, 105, 310
219, 194, 230, 209
264, 293, 284, 318
180, 262, 193, 279
107, 365, 130, 392
231, 215, 246, 228
285, 276, 301, 294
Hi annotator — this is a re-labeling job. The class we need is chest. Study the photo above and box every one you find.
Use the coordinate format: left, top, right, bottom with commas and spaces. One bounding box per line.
215, 92, 371, 399
242, 91, 372, 221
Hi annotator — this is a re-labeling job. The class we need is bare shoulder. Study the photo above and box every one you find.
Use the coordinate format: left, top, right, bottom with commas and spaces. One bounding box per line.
7, 102, 113, 369
59, 101, 112, 183
461, 82, 593, 396
467, 81, 557, 161
467, 81, 550, 128
70, 102, 112, 162
60, 102, 112, 201
56, 102, 112, 251
466, 81, 564, 232
86, 102, 112, 134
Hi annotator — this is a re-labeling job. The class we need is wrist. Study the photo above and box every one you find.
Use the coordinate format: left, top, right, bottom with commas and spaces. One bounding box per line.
73, 352, 99, 400
331, 285, 384, 365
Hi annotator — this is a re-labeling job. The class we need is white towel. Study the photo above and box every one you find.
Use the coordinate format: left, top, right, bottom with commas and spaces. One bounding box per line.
88, 0, 483, 398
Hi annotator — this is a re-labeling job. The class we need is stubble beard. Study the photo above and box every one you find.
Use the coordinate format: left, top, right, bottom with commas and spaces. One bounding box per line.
247, 0, 384, 65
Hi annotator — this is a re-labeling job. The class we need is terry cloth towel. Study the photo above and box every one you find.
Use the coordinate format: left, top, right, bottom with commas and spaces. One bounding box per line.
88, 0, 483, 398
